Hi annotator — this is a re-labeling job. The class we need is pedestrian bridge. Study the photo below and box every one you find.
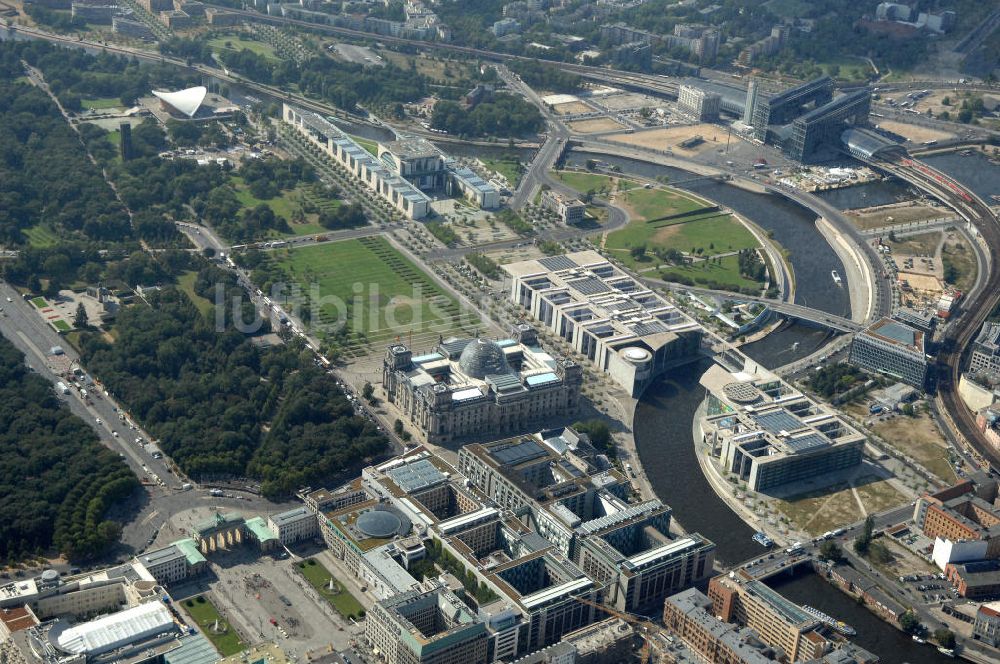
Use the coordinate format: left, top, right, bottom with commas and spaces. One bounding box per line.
765, 301, 862, 333
652, 281, 863, 333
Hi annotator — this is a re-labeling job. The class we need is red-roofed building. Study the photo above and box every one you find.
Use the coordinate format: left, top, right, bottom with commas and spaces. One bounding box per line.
0, 606, 39, 639
973, 602, 1000, 647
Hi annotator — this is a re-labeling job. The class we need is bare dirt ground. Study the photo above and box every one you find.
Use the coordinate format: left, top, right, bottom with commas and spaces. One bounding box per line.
877, 119, 955, 144
568, 118, 627, 133
595, 92, 660, 111
485, 245, 546, 264
608, 123, 731, 155
873, 413, 957, 483
552, 101, 592, 115
846, 202, 950, 230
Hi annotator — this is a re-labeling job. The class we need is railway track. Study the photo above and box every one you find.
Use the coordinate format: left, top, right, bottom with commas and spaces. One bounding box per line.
880, 157, 1000, 469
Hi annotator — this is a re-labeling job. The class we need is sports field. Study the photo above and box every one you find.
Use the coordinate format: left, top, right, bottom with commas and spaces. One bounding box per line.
277, 237, 475, 353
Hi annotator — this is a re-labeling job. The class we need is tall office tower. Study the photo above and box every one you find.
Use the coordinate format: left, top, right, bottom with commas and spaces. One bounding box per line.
119, 122, 132, 161
743, 79, 758, 125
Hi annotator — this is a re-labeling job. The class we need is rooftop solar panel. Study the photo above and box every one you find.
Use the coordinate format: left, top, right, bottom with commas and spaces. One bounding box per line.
633, 321, 669, 336
386, 459, 446, 493
610, 279, 638, 293
571, 277, 612, 296
785, 433, 831, 453
753, 410, 804, 434
491, 439, 548, 467
539, 256, 578, 271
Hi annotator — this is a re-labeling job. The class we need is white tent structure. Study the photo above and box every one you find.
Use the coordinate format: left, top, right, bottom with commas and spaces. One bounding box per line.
151, 85, 208, 118
54, 601, 175, 655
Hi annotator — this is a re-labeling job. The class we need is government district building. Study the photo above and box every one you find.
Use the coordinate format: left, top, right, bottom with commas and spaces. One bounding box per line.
302, 441, 716, 663
365, 588, 489, 664
382, 332, 583, 445
503, 251, 703, 397
282, 104, 498, 219
458, 434, 715, 614
848, 317, 928, 388
699, 357, 865, 493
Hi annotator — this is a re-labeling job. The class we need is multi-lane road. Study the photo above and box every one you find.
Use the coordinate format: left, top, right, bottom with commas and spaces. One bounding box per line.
0, 279, 304, 560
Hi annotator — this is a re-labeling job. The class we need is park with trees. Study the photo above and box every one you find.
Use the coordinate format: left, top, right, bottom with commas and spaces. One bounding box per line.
0, 336, 138, 562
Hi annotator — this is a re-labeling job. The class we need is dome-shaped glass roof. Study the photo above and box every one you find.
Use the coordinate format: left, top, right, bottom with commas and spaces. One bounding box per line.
459, 338, 510, 379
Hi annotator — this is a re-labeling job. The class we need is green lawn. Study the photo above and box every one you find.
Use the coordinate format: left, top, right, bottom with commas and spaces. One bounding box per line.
177, 271, 214, 318
52, 320, 72, 332
483, 157, 523, 186
618, 186, 703, 222
606, 214, 760, 264
296, 559, 365, 619
31, 297, 48, 309
105, 130, 123, 162
182, 596, 246, 656
351, 135, 379, 156
23, 225, 60, 248
552, 170, 617, 194
229, 179, 331, 237
81, 96, 123, 110
276, 236, 474, 345
208, 35, 279, 60
656, 254, 764, 291
230, 176, 298, 220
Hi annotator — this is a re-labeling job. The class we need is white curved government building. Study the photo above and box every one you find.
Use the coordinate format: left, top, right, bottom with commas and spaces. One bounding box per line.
151, 86, 208, 118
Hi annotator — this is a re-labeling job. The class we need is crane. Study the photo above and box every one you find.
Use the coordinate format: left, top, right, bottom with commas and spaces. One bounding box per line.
574, 597, 657, 664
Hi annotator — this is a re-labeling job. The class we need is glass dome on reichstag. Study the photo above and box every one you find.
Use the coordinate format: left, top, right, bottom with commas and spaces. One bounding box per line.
459, 338, 510, 379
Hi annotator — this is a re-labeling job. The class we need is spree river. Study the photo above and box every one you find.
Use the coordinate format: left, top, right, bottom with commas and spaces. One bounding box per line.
615, 151, 989, 662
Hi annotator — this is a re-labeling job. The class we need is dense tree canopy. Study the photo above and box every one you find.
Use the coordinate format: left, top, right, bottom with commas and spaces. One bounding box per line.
431, 94, 543, 137
80, 267, 388, 497
0, 77, 132, 246
0, 336, 138, 561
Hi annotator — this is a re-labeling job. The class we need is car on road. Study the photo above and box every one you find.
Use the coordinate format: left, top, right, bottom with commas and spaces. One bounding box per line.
95, 418, 102, 425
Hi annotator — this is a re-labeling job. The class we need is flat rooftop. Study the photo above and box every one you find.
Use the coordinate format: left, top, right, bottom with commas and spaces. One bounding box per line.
862, 317, 924, 353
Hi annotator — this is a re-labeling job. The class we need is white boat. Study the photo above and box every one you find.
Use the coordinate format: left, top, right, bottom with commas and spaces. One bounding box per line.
912, 635, 925, 644
831, 270, 842, 285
